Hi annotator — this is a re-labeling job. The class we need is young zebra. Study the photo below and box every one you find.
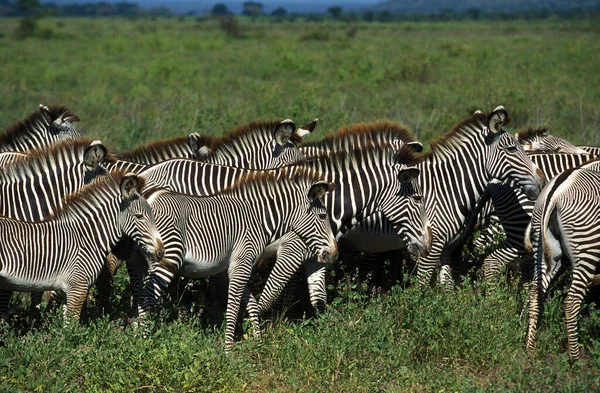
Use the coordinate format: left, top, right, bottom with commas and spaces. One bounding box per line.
0, 104, 81, 152
525, 168, 600, 360
0, 171, 164, 322
136, 168, 337, 350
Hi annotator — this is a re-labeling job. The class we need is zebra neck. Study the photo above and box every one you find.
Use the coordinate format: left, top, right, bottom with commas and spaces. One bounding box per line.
55, 195, 123, 253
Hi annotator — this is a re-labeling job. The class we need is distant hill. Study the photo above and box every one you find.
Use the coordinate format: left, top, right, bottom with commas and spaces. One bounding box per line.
371, 0, 600, 14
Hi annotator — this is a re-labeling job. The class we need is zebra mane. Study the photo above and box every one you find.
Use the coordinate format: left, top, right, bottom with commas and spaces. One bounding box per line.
515, 126, 550, 143
52, 170, 143, 220
116, 134, 214, 164
304, 121, 417, 152
0, 105, 80, 147
424, 110, 508, 160
310, 143, 423, 168
220, 166, 326, 196
0, 138, 97, 182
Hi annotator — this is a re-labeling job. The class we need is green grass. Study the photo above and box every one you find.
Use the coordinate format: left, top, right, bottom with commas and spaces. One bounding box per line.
1, 17, 599, 149
1, 280, 599, 392
0, 16, 599, 392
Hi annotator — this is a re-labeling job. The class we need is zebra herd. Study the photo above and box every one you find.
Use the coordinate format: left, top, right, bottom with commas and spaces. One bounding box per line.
0, 104, 598, 359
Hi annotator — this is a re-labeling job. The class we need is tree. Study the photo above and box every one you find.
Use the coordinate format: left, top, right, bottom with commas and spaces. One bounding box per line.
211, 3, 231, 16
242, 1, 263, 17
271, 7, 287, 17
327, 6, 343, 20
14, 0, 41, 39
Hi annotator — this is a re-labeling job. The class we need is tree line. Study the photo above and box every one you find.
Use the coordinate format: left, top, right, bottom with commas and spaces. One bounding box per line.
0, 0, 598, 20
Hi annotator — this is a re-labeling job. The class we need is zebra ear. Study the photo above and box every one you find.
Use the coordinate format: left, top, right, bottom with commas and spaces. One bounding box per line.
120, 173, 140, 199
189, 133, 211, 159
275, 119, 296, 146
84, 140, 107, 169
308, 180, 332, 203
487, 106, 509, 134
398, 167, 420, 184
295, 118, 318, 139
406, 141, 423, 152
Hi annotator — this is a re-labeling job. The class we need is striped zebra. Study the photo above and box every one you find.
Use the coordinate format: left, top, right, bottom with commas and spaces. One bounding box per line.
525, 168, 600, 360
0, 105, 81, 152
473, 151, 598, 282
0, 171, 163, 322
136, 168, 338, 350
0, 139, 110, 319
118, 140, 426, 318
255, 124, 428, 313
330, 107, 545, 287
101, 119, 316, 313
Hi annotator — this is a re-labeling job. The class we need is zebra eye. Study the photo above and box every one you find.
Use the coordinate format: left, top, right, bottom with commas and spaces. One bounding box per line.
318, 213, 327, 220
506, 145, 518, 152
135, 213, 144, 219
413, 195, 422, 202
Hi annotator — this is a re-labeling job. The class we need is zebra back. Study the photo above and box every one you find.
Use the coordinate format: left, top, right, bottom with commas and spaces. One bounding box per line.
0, 138, 108, 221
0, 105, 81, 152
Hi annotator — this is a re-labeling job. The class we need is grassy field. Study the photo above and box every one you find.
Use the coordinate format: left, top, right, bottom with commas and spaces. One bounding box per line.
0, 16, 599, 392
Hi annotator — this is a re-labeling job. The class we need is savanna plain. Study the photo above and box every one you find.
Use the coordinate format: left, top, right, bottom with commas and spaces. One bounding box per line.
0, 16, 599, 392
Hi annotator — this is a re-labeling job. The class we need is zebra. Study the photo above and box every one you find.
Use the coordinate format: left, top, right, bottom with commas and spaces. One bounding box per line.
474, 151, 599, 283
136, 168, 338, 350
0, 171, 164, 322
0, 105, 81, 152
0, 138, 110, 319
113, 140, 426, 320
525, 168, 600, 360
255, 125, 429, 313
100, 118, 317, 313
516, 127, 587, 154
325, 107, 545, 288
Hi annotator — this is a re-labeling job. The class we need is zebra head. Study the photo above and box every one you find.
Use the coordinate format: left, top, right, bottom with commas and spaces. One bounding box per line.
118, 174, 164, 263
484, 106, 546, 199
516, 127, 587, 154
378, 157, 431, 258
289, 177, 338, 264
39, 104, 82, 140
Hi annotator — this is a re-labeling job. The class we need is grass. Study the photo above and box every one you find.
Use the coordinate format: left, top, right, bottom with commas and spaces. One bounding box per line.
0, 16, 599, 392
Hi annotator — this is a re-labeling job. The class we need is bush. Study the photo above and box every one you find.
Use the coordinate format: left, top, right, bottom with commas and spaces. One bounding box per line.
218, 15, 241, 38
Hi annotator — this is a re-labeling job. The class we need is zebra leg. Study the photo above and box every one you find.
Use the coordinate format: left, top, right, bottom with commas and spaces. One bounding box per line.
257, 237, 307, 315
417, 250, 442, 287
482, 245, 521, 284
27, 291, 43, 326
94, 254, 120, 315
126, 249, 150, 317
225, 255, 256, 351
242, 286, 262, 338
564, 259, 595, 361
64, 283, 91, 324
305, 261, 327, 314
0, 289, 12, 322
